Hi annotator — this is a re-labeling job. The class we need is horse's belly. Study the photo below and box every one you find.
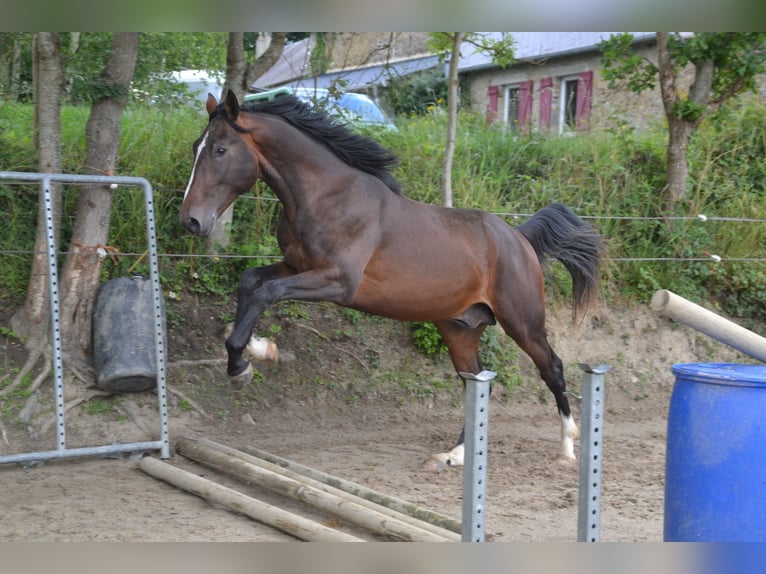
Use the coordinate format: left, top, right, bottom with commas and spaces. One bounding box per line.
351, 271, 483, 322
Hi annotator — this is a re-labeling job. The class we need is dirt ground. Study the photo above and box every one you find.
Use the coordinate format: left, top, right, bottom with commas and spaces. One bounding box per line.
0, 298, 749, 542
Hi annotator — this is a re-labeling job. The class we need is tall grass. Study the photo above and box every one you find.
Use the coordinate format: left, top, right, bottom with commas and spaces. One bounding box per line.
1, 98, 765, 320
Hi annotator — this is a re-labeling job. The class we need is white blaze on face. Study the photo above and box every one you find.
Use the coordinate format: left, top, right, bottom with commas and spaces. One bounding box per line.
183, 130, 209, 201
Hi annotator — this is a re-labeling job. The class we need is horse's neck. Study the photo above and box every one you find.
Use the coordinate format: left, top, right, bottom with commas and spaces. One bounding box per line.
257, 122, 349, 216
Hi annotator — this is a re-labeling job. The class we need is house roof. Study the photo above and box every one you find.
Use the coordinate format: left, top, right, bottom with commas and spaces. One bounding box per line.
255, 32, 659, 90
458, 32, 656, 72
254, 36, 440, 91
254, 37, 314, 88
283, 54, 441, 91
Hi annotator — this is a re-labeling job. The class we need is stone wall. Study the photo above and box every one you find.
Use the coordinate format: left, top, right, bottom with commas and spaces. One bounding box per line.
327, 33, 432, 70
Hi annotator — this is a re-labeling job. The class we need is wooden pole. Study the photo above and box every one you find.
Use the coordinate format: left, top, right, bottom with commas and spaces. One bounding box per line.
241, 444, 462, 535
176, 437, 452, 542
138, 456, 362, 542
205, 439, 460, 541
651, 290, 766, 363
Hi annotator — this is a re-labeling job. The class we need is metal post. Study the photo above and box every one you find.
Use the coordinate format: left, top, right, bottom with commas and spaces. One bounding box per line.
459, 369, 496, 542
576, 363, 610, 542
42, 176, 67, 452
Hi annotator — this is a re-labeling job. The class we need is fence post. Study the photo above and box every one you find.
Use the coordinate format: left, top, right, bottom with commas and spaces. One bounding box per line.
576, 362, 610, 542
459, 369, 496, 542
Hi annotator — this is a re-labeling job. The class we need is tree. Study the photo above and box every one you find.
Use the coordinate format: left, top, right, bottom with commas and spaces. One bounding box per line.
6, 33, 65, 395
223, 32, 286, 101
8, 33, 234, 394
56, 33, 140, 363
599, 32, 766, 213
427, 33, 515, 206
441, 32, 462, 208
0, 33, 32, 101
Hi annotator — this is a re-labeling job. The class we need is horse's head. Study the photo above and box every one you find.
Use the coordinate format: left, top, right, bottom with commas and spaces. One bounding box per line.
179, 89, 261, 237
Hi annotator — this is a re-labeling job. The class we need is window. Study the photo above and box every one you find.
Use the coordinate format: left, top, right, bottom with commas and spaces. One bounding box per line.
503, 81, 532, 133
561, 77, 580, 132
504, 86, 520, 128
558, 71, 593, 133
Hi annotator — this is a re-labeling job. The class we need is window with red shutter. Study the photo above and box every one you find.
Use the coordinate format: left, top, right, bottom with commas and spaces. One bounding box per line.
518, 80, 533, 134
486, 85, 499, 123
539, 77, 553, 130
575, 70, 593, 130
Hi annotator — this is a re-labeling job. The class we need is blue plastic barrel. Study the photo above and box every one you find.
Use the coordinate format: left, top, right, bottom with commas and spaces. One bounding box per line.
664, 363, 766, 541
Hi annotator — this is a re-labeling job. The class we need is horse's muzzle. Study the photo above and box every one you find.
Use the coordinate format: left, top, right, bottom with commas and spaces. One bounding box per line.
180, 214, 209, 237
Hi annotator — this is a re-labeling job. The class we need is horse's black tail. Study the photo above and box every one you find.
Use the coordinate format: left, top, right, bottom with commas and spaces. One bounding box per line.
518, 203, 603, 320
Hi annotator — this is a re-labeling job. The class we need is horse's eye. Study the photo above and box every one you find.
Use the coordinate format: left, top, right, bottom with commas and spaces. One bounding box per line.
215, 146, 226, 156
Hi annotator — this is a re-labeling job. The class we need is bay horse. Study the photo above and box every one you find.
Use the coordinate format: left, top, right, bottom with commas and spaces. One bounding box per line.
180, 90, 603, 469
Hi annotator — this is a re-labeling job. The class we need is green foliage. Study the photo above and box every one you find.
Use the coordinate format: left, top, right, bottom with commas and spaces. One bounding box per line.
669, 33, 766, 100
84, 397, 118, 415
1, 95, 765, 323
427, 33, 516, 69
310, 33, 331, 77
600, 32, 766, 106
410, 322, 447, 357
598, 33, 658, 92
1, 33, 227, 105
383, 69, 448, 116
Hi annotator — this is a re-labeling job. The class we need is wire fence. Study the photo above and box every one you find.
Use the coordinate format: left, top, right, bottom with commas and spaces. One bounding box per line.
2, 184, 766, 264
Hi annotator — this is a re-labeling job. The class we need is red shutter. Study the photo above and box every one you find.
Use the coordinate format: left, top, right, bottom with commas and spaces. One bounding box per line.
576, 71, 593, 130
539, 77, 553, 130
518, 80, 533, 133
486, 85, 499, 123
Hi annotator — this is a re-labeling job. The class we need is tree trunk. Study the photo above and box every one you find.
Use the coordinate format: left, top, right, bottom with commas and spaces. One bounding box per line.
223, 32, 246, 102
10, 33, 24, 100
664, 120, 693, 212
58, 32, 139, 362
243, 32, 285, 91
11, 33, 63, 348
441, 32, 462, 208
657, 33, 715, 213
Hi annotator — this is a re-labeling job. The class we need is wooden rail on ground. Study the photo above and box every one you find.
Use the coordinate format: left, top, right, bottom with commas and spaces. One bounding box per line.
139, 437, 461, 542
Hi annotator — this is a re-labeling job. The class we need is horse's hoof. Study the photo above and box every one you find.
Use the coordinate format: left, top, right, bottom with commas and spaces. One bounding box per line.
246, 336, 279, 364
229, 363, 253, 390
423, 454, 449, 473
557, 453, 577, 467
423, 449, 463, 472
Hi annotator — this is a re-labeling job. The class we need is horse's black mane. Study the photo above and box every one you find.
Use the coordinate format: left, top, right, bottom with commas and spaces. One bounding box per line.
221, 94, 402, 194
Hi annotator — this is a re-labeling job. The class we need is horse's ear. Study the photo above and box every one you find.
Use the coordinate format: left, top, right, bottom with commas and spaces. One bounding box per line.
206, 93, 218, 116
223, 89, 240, 121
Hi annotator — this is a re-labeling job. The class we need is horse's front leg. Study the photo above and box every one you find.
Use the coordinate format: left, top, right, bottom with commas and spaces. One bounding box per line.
226, 262, 295, 388
226, 264, 356, 388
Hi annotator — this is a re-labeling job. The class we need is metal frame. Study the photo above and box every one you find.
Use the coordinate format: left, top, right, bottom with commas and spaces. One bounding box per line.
0, 171, 170, 465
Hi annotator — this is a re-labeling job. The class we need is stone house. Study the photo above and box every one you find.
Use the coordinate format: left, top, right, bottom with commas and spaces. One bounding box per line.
258, 32, 762, 133
458, 32, 666, 134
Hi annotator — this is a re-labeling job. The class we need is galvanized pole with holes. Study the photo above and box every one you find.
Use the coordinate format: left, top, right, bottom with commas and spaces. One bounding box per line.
460, 369, 496, 542
575, 363, 610, 542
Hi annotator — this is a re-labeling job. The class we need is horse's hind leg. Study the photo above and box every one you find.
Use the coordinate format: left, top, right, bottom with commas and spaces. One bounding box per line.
425, 318, 491, 471
498, 314, 578, 464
